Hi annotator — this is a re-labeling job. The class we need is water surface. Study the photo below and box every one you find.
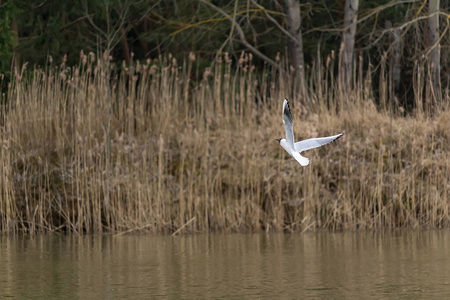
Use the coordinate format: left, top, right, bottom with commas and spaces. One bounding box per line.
1, 231, 450, 299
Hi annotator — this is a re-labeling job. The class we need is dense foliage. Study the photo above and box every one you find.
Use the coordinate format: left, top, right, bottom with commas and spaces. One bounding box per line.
4, 1, 449, 80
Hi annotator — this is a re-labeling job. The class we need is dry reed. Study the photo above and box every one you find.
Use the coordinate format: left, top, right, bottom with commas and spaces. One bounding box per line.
0, 51, 449, 234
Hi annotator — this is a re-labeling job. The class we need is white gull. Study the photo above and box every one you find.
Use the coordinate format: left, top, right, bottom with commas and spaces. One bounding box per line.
276, 99, 343, 166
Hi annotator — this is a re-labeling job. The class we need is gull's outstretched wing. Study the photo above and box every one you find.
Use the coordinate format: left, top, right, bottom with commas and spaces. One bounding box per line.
282, 99, 295, 147
294, 133, 343, 153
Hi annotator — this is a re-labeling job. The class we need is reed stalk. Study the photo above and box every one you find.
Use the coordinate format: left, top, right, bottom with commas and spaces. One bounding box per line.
0, 51, 449, 234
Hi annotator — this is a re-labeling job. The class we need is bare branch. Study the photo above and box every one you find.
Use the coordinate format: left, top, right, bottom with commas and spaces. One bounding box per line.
216, 0, 239, 57
199, 0, 281, 71
82, 0, 108, 38
169, 8, 270, 36
360, 11, 449, 51
249, 0, 299, 44
303, 0, 420, 35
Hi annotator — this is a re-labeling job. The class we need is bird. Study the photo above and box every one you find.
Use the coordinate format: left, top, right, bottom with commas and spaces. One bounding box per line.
276, 99, 343, 166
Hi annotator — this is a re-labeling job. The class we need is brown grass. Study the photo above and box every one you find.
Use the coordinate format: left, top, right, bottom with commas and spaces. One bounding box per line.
0, 52, 449, 234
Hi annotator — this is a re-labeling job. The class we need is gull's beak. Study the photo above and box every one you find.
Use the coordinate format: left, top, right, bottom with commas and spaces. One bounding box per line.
275, 139, 281, 143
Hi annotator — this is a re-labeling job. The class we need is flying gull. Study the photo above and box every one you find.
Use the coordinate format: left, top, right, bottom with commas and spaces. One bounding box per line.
276, 99, 343, 166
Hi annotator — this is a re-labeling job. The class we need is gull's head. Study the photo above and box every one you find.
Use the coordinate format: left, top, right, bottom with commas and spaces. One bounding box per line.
275, 138, 282, 144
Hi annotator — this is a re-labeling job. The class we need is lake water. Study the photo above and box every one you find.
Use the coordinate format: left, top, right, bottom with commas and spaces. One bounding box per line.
1, 231, 450, 299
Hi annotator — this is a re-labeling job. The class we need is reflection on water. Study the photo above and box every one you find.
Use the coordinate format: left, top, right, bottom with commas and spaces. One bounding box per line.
1, 231, 450, 299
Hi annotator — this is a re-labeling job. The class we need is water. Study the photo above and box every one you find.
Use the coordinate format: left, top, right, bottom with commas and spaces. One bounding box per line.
1, 231, 450, 299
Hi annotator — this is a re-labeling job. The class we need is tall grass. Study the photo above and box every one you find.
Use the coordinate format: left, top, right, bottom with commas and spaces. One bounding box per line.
0, 51, 449, 234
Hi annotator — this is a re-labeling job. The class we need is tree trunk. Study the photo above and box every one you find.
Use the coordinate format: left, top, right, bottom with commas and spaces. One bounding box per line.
10, 15, 20, 69
340, 0, 359, 91
386, 20, 402, 104
121, 26, 131, 64
427, 0, 441, 108
284, 0, 305, 97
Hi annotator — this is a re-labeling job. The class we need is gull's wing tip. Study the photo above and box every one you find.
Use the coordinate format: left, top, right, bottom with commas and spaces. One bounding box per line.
282, 99, 292, 122
282, 98, 289, 113
332, 133, 344, 143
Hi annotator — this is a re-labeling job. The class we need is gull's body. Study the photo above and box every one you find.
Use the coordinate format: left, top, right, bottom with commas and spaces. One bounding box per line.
276, 99, 343, 166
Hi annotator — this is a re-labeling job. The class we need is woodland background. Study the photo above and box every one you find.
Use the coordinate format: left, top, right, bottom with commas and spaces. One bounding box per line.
1, 0, 448, 109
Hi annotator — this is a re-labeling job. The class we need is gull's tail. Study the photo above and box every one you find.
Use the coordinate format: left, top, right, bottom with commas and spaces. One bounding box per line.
292, 152, 309, 166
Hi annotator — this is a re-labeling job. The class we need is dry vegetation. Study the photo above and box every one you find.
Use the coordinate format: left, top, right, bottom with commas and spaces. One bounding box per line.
0, 52, 449, 234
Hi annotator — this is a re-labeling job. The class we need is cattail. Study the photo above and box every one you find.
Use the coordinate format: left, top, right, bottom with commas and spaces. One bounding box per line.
239, 52, 245, 65
203, 67, 211, 80
224, 52, 231, 64
149, 65, 157, 75
136, 61, 141, 73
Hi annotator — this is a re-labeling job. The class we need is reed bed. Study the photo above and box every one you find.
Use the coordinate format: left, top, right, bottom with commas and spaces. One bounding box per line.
0, 52, 449, 234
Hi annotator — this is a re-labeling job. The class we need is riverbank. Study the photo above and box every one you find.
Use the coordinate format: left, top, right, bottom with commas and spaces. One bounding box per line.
0, 54, 449, 234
